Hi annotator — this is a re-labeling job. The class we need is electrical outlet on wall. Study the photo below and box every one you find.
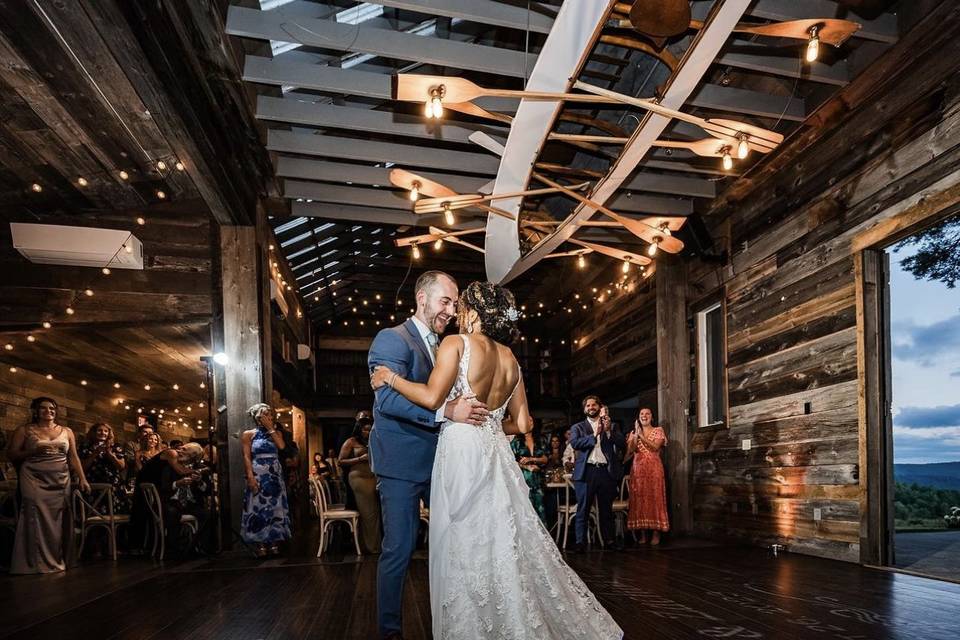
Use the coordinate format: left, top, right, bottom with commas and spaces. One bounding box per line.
813, 508, 822, 521
741, 438, 751, 450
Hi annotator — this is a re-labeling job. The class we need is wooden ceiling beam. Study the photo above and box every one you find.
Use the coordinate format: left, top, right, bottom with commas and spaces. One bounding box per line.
275, 157, 490, 195
226, 5, 533, 78
267, 130, 499, 175
363, 0, 555, 34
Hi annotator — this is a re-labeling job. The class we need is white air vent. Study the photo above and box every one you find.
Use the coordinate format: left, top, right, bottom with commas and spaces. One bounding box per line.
10, 223, 143, 270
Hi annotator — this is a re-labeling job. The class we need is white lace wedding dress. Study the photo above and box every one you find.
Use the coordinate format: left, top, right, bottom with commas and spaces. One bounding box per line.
429, 335, 623, 639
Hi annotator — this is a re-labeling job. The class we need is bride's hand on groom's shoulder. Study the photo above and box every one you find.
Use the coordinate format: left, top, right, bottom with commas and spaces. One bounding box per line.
370, 365, 396, 389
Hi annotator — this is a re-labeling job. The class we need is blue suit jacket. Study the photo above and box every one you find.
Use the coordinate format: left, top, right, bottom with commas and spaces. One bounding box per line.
367, 319, 440, 483
569, 419, 626, 482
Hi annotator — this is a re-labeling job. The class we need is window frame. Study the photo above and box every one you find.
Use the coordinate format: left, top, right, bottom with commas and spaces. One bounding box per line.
695, 299, 728, 429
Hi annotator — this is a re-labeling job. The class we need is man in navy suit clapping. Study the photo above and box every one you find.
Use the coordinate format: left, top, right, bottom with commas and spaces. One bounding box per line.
568, 395, 626, 553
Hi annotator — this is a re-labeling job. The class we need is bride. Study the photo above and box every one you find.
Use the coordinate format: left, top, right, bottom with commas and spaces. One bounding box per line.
372, 281, 622, 640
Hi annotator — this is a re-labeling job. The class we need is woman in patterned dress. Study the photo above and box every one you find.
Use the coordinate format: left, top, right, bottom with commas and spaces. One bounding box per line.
510, 430, 548, 523
625, 407, 669, 545
240, 403, 291, 557
79, 423, 129, 514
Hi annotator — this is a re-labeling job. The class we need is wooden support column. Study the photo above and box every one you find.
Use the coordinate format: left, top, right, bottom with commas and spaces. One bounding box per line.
657, 256, 692, 534
215, 225, 272, 541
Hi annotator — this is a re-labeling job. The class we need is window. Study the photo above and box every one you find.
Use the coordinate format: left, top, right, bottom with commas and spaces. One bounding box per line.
696, 302, 726, 427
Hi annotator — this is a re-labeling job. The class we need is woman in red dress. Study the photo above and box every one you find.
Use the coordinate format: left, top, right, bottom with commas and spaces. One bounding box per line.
626, 407, 669, 545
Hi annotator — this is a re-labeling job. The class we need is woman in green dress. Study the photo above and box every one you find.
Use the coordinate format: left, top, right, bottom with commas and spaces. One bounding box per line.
510, 431, 548, 524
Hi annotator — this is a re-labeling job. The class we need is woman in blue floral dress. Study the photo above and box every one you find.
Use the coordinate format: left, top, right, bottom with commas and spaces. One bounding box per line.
240, 403, 291, 556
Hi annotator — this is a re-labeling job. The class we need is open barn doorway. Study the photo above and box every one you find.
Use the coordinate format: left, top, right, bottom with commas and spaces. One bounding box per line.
886, 213, 960, 582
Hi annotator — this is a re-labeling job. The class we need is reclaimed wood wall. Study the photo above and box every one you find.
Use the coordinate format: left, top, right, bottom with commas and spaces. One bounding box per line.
689, 2, 960, 562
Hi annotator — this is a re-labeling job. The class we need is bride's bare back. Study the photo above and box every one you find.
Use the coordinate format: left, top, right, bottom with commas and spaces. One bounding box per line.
461, 334, 520, 410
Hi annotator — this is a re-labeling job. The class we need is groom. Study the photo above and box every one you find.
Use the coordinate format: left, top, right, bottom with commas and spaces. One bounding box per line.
368, 270, 489, 640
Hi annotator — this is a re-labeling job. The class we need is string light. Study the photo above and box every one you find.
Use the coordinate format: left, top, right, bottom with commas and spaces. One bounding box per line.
175, 161, 185, 171
412, 243, 421, 260
42, 321, 52, 329
3, 343, 12, 351
84, 289, 94, 297
31, 183, 42, 193
144, 384, 151, 390
136, 217, 145, 225
77, 177, 88, 187
156, 160, 167, 171
26, 335, 36, 342
65, 307, 75, 315
409, 181, 421, 202
102, 267, 111, 275
425, 85, 445, 119
113, 382, 120, 388
45, 374, 53, 380
736, 134, 750, 160
577, 254, 586, 269
172, 384, 179, 390
8, 367, 16, 373
156, 190, 166, 200
806, 25, 820, 63
118, 170, 129, 180
622, 259, 630, 273
434, 238, 443, 250
81, 380, 88, 386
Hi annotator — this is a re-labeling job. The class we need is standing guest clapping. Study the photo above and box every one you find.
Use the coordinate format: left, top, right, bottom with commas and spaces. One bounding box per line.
6, 397, 90, 574
79, 423, 128, 514
339, 411, 381, 553
569, 395, 625, 553
626, 407, 669, 545
240, 403, 291, 557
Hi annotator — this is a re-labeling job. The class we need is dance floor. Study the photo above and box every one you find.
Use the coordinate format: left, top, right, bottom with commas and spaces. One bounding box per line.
2, 540, 958, 639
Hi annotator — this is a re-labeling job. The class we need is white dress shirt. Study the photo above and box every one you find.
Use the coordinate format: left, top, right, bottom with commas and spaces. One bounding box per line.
586, 416, 608, 465
410, 316, 446, 422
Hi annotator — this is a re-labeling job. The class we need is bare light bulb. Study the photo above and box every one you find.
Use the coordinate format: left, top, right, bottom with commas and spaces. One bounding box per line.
434, 238, 443, 250
31, 183, 42, 193
737, 135, 750, 159
102, 267, 111, 275
722, 148, 733, 171
412, 244, 421, 260
443, 205, 455, 226
621, 259, 630, 274
648, 238, 661, 257
409, 181, 421, 202
157, 161, 167, 171
77, 177, 88, 187
659, 223, 671, 237
806, 27, 820, 63
577, 254, 586, 269
84, 289, 93, 297
42, 321, 52, 329
119, 170, 129, 180
65, 307, 75, 315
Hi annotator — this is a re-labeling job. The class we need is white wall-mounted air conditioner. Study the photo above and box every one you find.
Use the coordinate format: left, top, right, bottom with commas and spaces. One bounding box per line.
10, 223, 143, 269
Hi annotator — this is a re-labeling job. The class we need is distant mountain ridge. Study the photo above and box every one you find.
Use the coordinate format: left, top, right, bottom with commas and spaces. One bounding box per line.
894, 461, 960, 490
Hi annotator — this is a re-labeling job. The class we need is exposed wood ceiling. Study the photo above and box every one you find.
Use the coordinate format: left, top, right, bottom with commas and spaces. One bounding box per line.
227, 0, 900, 335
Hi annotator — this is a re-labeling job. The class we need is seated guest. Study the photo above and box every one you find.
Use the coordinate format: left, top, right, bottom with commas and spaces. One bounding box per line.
6, 397, 90, 574
311, 452, 331, 479
130, 442, 206, 557
240, 403, 291, 557
79, 422, 129, 514
168, 440, 184, 450
338, 412, 380, 553
569, 395, 626, 553
561, 428, 576, 472
626, 407, 669, 545
511, 430, 548, 523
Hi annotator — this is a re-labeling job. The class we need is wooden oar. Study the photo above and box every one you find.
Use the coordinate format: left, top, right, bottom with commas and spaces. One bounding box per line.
413, 183, 590, 214
394, 227, 484, 247
530, 172, 685, 253
551, 134, 730, 158
388, 168, 515, 221
395, 74, 621, 105
573, 81, 782, 153
468, 131, 684, 253
428, 226, 485, 254
567, 238, 651, 266
544, 248, 592, 259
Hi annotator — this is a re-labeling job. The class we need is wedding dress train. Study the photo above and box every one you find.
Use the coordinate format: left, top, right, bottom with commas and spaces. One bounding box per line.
429, 335, 622, 639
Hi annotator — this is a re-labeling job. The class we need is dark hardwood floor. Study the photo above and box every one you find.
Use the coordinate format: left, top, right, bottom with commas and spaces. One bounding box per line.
2, 539, 958, 639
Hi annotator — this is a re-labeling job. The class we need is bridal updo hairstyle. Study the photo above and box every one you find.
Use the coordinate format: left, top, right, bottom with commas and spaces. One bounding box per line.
460, 281, 520, 345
